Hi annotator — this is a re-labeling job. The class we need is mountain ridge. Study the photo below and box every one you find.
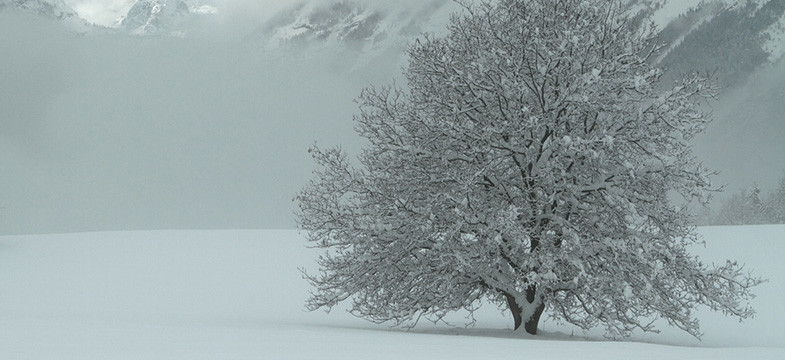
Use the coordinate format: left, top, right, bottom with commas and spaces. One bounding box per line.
115, 0, 218, 35
0, 0, 78, 20
8, 0, 785, 82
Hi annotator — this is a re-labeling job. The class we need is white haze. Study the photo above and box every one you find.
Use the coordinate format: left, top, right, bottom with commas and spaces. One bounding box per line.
63, 1, 288, 26
2, 2, 785, 234
693, 58, 785, 197
64, 0, 136, 25
0, 9, 402, 235
62, 0, 434, 27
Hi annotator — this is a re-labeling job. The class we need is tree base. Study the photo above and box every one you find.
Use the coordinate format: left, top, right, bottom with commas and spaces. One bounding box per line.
504, 291, 545, 335
524, 301, 545, 335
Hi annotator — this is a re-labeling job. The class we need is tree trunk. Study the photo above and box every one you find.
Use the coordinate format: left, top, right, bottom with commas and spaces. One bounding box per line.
504, 285, 545, 335
504, 292, 523, 331
524, 284, 544, 335
524, 300, 545, 335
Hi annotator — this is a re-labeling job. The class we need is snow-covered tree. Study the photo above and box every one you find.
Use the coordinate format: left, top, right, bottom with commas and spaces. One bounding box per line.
765, 173, 785, 224
296, 0, 761, 337
711, 178, 785, 225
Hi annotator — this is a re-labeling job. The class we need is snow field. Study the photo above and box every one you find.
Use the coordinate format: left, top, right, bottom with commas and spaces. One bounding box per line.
0, 226, 783, 359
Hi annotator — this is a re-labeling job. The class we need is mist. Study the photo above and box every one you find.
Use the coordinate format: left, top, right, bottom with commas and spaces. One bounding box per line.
3, 1, 785, 234
694, 58, 785, 200
0, 9, 402, 235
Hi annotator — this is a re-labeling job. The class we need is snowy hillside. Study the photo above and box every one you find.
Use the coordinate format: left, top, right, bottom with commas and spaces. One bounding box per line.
1, 227, 783, 359
653, 0, 785, 85
116, 0, 217, 35
257, 0, 454, 49
104, 0, 785, 84
0, 0, 92, 29
0, 0, 78, 19
240, 0, 458, 71
13, 0, 785, 79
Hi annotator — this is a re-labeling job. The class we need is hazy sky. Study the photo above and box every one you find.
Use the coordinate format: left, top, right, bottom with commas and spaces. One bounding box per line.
0, 8, 401, 235
650, 0, 704, 27
2, 1, 784, 235
63, 1, 294, 26
62, 0, 438, 26
64, 0, 135, 25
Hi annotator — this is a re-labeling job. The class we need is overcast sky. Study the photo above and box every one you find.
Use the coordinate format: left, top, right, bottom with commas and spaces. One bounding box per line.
64, 0, 135, 25
62, 1, 295, 26
0, 6, 402, 235
2, 0, 783, 235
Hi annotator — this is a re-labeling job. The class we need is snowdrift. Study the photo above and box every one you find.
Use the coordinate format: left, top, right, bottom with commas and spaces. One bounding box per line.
0, 226, 783, 359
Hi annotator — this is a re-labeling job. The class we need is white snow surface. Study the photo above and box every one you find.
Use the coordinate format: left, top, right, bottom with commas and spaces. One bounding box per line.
1, 226, 783, 359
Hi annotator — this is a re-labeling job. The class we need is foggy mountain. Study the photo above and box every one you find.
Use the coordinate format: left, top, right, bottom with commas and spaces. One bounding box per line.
116, 0, 217, 35
0, 0, 78, 19
654, 0, 785, 86
255, 1, 453, 50
1, 0, 785, 234
645, 0, 785, 200
13, 0, 785, 77
0, 0, 94, 29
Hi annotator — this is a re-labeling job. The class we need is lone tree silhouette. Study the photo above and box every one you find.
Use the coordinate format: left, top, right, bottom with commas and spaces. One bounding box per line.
296, 0, 761, 337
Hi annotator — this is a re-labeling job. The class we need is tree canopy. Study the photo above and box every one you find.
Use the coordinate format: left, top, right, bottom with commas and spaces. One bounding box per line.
296, 0, 761, 337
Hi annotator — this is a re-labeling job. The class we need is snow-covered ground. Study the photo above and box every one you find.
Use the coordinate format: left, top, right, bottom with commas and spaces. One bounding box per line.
1, 226, 783, 359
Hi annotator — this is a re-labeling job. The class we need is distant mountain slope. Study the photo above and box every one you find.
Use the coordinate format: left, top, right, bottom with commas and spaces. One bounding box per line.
13, 0, 785, 83
116, 0, 217, 35
0, 0, 78, 20
1, 0, 76, 19
0, 0, 99, 31
255, 1, 454, 51
653, 0, 785, 85
253, 0, 785, 83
